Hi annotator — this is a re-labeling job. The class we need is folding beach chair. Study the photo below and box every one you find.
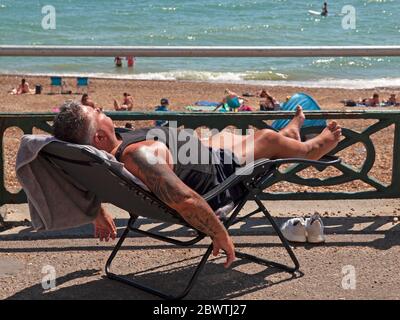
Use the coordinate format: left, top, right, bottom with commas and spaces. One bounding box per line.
39, 141, 340, 300
50, 76, 64, 94
76, 77, 89, 94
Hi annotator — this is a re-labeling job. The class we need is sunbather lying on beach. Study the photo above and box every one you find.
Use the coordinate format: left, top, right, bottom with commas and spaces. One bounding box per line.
214, 89, 248, 112
361, 93, 380, 107
9, 78, 34, 95
114, 92, 133, 111
384, 94, 398, 106
342, 93, 381, 107
53, 102, 341, 268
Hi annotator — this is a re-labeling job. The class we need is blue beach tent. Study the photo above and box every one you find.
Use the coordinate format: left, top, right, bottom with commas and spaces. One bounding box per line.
271, 93, 327, 130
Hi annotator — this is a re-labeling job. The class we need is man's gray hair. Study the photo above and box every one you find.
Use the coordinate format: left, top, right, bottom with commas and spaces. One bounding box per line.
53, 101, 97, 144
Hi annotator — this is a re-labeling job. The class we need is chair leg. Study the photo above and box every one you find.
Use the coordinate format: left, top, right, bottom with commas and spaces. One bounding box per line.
105, 216, 213, 300
231, 197, 300, 273
246, 197, 299, 272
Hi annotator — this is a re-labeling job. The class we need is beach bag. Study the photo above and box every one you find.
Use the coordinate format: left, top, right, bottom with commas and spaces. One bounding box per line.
35, 85, 42, 94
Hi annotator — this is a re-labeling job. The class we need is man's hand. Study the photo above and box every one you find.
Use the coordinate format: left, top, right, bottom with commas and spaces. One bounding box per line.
212, 232, 236, 268
93, 208, 117, 242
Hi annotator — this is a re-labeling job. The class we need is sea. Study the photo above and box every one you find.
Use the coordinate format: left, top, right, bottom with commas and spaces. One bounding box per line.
0, 0, 400, 89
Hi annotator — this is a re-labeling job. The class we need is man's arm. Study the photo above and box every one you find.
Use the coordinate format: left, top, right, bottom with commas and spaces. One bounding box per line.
121, 143, 235, 268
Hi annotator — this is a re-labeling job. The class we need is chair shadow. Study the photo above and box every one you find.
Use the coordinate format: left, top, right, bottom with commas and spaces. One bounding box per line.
6, 255, 303, 300
3, 215, 396, 300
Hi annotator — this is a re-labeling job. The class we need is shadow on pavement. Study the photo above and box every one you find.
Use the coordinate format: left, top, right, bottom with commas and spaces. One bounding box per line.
1, 216, 399, 251
6, 257, 303, 300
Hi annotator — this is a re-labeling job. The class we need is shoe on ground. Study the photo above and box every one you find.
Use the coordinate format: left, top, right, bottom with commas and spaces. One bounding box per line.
305, 214, 325, 243
280, 217, 307, 243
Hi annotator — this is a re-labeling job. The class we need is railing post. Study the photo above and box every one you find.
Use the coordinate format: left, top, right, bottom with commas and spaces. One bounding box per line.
392, 119, 400, 195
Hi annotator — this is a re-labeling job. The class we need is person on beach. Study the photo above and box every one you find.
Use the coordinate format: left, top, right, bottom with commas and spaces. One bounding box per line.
154, 98, 170, 127
321, 2, 328, 16
385, 94, 398, 106
114, 93, 134, 111
362, 93, 380, 107
81, 93, 96, 109
259, 89, 280, 111
114, 56, 122, 67
9, 78, 33, 95
214, 89, 248, 112
126, 56, 136, 68
53, 102, 342, 267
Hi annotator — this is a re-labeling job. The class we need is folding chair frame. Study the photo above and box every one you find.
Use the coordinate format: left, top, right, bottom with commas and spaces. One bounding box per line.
104, 156, 340, 300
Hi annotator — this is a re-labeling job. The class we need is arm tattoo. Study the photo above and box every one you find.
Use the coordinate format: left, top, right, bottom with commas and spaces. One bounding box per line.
127, 147, 226, 238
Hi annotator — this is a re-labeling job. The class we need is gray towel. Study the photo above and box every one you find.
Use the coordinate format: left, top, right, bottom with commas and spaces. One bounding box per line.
16, 135, 110, 231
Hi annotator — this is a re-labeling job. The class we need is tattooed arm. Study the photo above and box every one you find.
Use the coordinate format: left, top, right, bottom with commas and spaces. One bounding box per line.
121, 142, 235, 268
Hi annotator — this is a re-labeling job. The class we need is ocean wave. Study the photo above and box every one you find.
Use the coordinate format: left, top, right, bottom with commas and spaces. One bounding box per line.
2, 70, 400, 89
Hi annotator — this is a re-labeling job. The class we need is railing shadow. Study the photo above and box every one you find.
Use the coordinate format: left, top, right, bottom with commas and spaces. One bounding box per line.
1, 215, 399, 238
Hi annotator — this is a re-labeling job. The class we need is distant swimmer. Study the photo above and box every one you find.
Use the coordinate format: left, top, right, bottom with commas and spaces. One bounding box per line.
321, 2, 328, 16
126, 56, 136, 68
114, 56, 122, 67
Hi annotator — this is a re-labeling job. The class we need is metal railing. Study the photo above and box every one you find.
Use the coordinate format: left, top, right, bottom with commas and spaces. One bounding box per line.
1, 110, 399, 205
1, 46, 399, 205
2, 45, 400, 57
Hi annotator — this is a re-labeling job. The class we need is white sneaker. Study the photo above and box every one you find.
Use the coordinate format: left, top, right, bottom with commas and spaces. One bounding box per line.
280, 218, 307, 243
305, 214, 325, 243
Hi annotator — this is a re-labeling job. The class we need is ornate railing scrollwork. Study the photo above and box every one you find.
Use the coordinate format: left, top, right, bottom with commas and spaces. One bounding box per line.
1, 111, 399, 205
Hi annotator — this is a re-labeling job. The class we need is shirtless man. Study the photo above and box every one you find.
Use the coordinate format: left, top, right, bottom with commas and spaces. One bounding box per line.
53, 102, 341, 268
114, 93, 134, 111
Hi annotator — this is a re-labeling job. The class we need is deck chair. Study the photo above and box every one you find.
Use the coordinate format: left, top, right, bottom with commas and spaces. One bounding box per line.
50, 76, 64, 94
39, 141, 340, 300
76, 77, 89, 94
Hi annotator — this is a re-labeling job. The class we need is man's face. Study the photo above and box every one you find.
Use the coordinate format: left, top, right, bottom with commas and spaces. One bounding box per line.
82, 105, 111, 129
81, 105, 115, 147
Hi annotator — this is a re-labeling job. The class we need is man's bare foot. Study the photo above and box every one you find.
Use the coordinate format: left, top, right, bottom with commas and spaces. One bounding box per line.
280, 105, 305, 141
305, 121, 342, 160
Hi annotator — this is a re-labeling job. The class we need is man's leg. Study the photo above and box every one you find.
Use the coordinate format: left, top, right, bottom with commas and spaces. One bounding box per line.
207, 105, 305, 149
278, 105, 305, 141
239, 121, 341, 162
206, 122, 341, 163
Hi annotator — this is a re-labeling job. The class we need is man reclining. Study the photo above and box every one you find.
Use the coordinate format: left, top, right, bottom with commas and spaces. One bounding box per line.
53, 101, 341, 268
